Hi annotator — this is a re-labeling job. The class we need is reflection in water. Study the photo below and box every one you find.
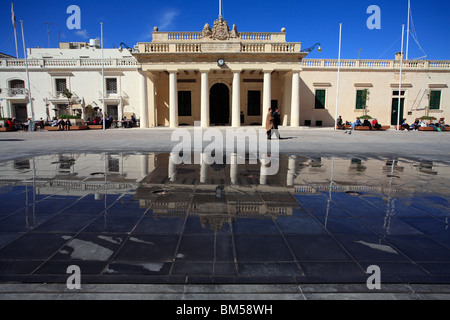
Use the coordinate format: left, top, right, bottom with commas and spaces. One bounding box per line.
0, 153, 449, 284
0, 153, 448, 232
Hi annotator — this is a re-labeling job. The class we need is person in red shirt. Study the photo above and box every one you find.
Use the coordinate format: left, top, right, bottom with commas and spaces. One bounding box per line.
372, 118, 382, 131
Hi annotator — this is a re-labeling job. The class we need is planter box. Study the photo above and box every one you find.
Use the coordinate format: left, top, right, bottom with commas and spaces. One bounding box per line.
0, 127, 16, 132
88, 125, 103, 130
355, 126, 372, 131
70, 125, 89, 130
419, 127, 436, 131
44, 126, 60, 131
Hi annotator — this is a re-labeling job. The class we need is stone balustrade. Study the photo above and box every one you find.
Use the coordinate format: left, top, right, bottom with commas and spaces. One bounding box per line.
138, 41, 302, 53
301, 59, 450, 70
0, 58, 138, 69
0, 88, 29, 98
151, 31, 286, 43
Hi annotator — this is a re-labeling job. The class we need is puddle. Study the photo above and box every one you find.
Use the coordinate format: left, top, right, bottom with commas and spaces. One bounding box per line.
0, 153, 449, 284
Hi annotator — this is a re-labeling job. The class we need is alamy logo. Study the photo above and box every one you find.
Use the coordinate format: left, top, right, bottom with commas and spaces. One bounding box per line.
66, 5, 81, 30
171, 122, 280, 176
66, 265, 81, 290
367, 5, 381, 30
366, 265, 381, 290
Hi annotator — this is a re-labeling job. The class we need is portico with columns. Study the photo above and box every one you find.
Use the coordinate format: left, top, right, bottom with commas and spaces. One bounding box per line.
134, 16, 307, 128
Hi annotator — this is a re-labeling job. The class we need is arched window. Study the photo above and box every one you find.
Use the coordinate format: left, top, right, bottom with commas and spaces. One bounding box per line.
9, 79, 25, 96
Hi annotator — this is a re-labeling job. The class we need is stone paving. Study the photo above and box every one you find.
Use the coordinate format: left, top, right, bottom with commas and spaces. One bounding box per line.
0, 127, 449, 300
0, 126, 449, 162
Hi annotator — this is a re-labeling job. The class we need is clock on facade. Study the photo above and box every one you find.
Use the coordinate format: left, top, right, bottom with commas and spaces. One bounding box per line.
217, 58, 225, 67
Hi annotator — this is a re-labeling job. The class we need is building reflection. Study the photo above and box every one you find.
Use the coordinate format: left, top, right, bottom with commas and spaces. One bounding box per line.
0, 153, 448, 232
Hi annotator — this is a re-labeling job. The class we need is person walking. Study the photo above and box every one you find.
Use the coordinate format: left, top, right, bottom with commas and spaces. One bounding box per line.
272, 107, 281, 139
265, 108, 274, 140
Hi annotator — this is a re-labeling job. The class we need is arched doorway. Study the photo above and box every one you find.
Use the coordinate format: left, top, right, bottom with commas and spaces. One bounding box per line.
210, 83, 230, 125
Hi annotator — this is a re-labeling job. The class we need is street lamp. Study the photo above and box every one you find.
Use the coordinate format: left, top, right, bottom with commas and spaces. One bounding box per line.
301, 42, 322, 53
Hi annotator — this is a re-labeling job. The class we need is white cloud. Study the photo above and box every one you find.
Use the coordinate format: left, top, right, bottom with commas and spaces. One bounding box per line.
158, 9, 180, 30
140, 8, 180, 40
74, 29, 89, 39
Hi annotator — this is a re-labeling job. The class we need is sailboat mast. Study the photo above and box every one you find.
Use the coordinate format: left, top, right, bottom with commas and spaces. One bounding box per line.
406, 0, 410, 60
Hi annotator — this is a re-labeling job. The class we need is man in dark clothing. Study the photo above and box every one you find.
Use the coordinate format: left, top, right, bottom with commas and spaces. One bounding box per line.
362, 118, 373, 130
272, 107, 281, 139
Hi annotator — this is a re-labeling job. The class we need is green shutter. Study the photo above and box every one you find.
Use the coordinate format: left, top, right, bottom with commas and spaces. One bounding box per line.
430, 91, 441, 110
355, 90, 366, 110
315, 90, 326, 109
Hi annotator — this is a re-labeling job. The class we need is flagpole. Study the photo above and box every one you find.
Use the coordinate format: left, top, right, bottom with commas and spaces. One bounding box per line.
397, 25, 405, 131
20, 20, 35, 127
11, 3, 19, 58
406, 0, 410, 60
334, 23, 342, 131
101, 22, 106, 131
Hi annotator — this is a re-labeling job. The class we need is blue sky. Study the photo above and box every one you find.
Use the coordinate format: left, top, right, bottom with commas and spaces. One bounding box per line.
1, 0, 449, 60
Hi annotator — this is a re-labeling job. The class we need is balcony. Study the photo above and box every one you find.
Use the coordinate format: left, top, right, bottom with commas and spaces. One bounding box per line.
48, 91, 80, 103
0, 88, 29, 99
98, 91, 128, 102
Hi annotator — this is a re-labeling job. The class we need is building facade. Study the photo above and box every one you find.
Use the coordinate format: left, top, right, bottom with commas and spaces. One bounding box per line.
1, 16, 449, 128
0, 44, 140, 123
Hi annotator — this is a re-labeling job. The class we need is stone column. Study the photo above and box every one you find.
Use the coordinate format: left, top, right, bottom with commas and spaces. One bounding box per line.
287, 155, 296, 186
3, 100, 11, 118
118, 99, 123, 124
200, 153, 207, 183
168, 153, 177, 182
200, 71, 210, 128
230, 153, 238, 185
262, 71, 272, 125
290, 71, 300, 127
139, 71, 148, 128
169, 71, 178, 128
140, 154, 149, 181
147, 73, 157, 127
231, 71, 241, 127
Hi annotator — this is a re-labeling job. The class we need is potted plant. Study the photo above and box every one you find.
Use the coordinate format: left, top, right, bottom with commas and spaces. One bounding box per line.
61, 88, 73, 112
420, 116, 437, 121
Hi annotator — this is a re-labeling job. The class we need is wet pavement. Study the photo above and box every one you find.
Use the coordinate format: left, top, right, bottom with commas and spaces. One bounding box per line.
0, 152, 449, 289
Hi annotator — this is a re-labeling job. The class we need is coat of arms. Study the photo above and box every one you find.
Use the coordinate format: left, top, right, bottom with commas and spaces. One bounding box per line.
202, 16, 239, 41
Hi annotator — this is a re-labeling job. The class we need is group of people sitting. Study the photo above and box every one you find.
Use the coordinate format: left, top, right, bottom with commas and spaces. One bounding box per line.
401, 117, 447, 131
3, 117, 42, 131
51, 117, 71, 131
337, 116, 448, 131
90, 116, 114, 128
337, 116, 383, 131
3, 118, 19, 129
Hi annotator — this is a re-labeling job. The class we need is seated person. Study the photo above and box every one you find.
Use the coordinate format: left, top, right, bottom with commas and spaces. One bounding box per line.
410, 118, 420, 131
438, 118, 446, 131
427, 119, 438, 131
337, 116, 344, 130
52, 117, 59, 127
372, 118, 382, 131
58, 118, 66, 130
351, 117, 362, 130
362, 118, 372, 130
66, 119, 72, 131
401, 118, 410, 131
131, 115, 137, 127
5, 118, 14, 128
